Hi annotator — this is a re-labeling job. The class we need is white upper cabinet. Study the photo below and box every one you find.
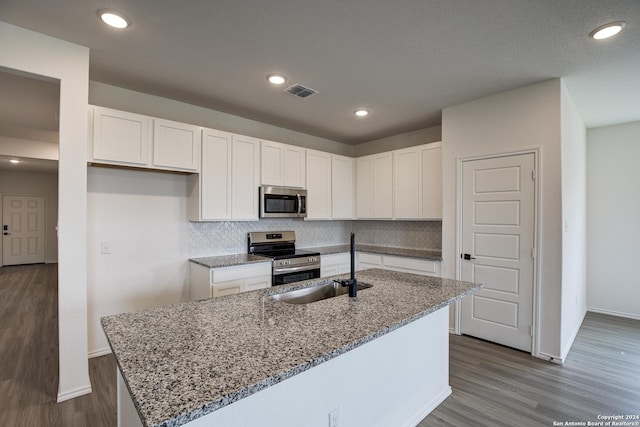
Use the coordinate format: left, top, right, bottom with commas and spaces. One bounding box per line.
392, 142, 443, 220
331, 154, 355, 219
191, 130, 260, 221
394, 146, 421, 219
153, 118, 201, 172
283, 144, 306, 188
420, 142, 442, 219
91, 106, 150, 166
90, 106, 201, 173
260, 141, 306, 188
191, 129, 233, 221
306, 149, 332, 220
232, 135, 261, 220
357, 152, 393, 219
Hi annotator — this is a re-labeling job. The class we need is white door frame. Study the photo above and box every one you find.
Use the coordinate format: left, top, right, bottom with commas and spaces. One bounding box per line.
453, 147, 542, 356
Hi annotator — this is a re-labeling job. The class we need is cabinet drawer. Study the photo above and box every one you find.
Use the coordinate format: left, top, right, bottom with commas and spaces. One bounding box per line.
383, 255, 440, 276
212, 280, 244, 297
211, 262, 271, 283
245, 275, 271, 291
321, 252, 350, 267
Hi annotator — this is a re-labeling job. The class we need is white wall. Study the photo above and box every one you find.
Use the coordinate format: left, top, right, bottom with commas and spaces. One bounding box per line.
87, 167, 190, 355
0, 170, 58, 263
559, 82, 587, 359
587, 121, 640, 320
442, 79, 564, 360
0, 135, 59, 160
0, 21, 90, 401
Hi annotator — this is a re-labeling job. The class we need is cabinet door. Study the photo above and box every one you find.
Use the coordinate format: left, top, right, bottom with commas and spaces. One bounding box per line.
244, 275, 272, 291
356, 157, 374, 218
373, 153, 393, 218
306, 150, 332, 219
212, 280, 244, 297
92, 106, 150, 166
232, 135, 260, 220
283, 145, 306, 188
357, 252, 383, 271
199, 129, 233, 220
331, 155, 355, 219
394, 147, 421, 219
153, 119, 201, 172
420, 143, 442, 219
261, 140, 284, 186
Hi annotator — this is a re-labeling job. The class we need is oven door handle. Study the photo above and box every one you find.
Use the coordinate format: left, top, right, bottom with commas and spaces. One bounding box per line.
274, 265, 318, 274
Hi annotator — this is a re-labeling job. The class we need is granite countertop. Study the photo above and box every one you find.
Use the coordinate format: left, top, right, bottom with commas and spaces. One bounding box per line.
306, 244, 442, 260
102, 269, 480, 427
189, 254, 271, 268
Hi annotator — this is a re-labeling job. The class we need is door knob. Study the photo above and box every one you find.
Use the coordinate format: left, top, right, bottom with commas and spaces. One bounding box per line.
462, 253, 476, 260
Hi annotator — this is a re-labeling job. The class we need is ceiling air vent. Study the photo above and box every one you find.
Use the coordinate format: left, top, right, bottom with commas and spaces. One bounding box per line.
284, 83, 318, 99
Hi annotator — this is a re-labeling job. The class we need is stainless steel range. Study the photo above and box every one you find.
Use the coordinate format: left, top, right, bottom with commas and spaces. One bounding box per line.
247, 231, 321, 286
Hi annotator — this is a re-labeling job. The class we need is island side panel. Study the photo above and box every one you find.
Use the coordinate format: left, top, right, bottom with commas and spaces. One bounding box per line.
118, 369, 143, 427
185, 306, 450, 427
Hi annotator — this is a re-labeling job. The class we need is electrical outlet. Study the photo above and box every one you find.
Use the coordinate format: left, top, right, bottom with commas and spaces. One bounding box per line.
101, 241, 111, 254
329, 407, 340, 427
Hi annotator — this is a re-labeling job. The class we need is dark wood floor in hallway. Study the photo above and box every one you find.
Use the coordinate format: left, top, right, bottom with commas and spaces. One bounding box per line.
1, 263, 638, 426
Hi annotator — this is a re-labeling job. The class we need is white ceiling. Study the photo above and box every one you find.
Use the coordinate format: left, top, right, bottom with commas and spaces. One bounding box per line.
0, 0, 639, 145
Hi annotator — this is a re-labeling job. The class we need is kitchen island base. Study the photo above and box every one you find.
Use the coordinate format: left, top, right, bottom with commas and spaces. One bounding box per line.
117, 306, 450, 427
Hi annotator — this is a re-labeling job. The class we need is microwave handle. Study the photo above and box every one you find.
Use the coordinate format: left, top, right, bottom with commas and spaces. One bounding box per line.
297, 194, 302, 215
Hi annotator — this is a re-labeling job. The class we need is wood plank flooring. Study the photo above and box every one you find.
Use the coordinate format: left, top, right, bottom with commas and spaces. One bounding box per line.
0, 264, 116, 427
1, 263, 638, 426
421, 312, 640, 426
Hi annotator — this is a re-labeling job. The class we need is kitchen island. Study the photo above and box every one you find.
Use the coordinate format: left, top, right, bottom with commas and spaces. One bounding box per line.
102, 269, 481, 427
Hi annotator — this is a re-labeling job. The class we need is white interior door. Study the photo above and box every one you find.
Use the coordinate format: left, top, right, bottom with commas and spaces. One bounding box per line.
2, 195, 46, 266
460, 153, 535, 352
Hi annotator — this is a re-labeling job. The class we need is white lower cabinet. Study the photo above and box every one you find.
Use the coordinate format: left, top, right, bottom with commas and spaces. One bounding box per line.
357, 252, 440, 277
357, 252, 383, 271
189, 262, 271, 300
320, 253, 351, 277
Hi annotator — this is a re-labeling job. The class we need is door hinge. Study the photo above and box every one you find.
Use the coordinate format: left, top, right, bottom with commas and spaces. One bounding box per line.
531, 248, 535, 259
529, 326, 533, 336
531, 169, 537, 181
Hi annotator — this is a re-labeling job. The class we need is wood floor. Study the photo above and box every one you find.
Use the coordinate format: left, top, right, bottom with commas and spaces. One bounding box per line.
0, 264, 116, 427
1, 264, 638, 426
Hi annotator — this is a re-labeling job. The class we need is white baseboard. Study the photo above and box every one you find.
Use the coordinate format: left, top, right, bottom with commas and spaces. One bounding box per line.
57, 384, 92, 402
535, 352, 563, 364
560, 308, 587, 361
89, 347, 112, 358
588, 307, 640, 321
404, 386, 452, 427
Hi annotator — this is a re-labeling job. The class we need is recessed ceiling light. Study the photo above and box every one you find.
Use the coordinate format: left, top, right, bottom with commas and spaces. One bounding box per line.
98, 9, 131, 29
589, 21, 626, 40
266, 73, 287, 85
354, 109, 369, 117
9, 159, 20, 164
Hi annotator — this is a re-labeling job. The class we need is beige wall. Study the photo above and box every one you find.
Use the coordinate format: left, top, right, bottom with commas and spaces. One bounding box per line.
587, 120, 640, 320
354, 125, 441, 157
442, 79, 564, 361
0, 21, 91, 402
89, 81, 355, 157
0, 169, 59, 263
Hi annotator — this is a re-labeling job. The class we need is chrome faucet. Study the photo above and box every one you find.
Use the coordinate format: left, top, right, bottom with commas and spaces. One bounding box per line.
335, 232, 357, 297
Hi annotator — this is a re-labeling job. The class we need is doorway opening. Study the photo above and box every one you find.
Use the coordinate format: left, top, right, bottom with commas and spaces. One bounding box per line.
0, 67, 61, 404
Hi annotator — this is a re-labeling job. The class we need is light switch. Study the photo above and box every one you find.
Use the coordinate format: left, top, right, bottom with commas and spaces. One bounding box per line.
101, 241, 111, 254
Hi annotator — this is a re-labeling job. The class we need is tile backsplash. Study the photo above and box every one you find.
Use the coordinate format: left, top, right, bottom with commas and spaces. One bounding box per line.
189, 219, 441, 257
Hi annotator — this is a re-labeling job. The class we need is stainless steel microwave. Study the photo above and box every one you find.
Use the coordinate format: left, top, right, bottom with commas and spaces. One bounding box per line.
259, 186, 307, 218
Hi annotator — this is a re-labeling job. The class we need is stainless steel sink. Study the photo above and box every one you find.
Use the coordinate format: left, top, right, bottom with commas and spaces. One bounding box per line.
271, 281, 373, 304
